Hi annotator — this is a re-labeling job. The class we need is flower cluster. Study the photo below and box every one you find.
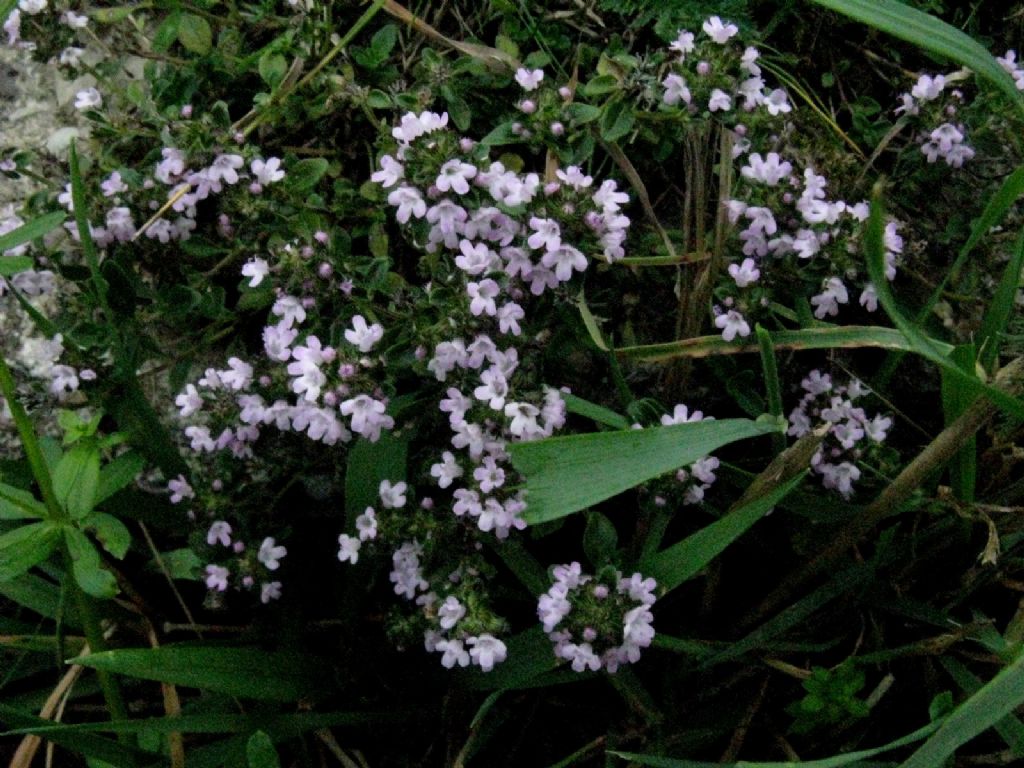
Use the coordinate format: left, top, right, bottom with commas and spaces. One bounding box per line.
894, 72, 975, 168
659, 404, 721, 504
58, 147, 286, 249
166, 473, 287, 604
786, 370, 893, 498
372, 108, 630, 541
537, 563, 657, 673
659, 17, 792, 129
718, 153, 904, 338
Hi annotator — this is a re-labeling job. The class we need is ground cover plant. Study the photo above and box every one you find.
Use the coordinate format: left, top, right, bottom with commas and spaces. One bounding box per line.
4, 0, 1024, 765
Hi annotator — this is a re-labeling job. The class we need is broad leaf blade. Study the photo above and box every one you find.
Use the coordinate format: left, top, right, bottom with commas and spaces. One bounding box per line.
617, 325, 951, 363
865, 188, 1024, 420
0, 210, 66, 256
900, 650, 1024, 767
0, 481, 47, 520
52, 442, 100, 519
509, 419, 779, 524
645, 473, 805, 593
64, 526, 118, 598
344, 431, 406, 524
0, 521, 61, 581
94, 450, 145, 505
70, 646, 332, 701
809, 0, 1024, 113
978, 229, 1024, 372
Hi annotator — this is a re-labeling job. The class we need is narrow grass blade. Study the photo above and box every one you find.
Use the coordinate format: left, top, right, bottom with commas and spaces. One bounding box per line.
978, 228, 1024, 372
70, 646, 332, 701
880, 166, 1024, 383
0, 572, 68, 622
613, 714, 938, 764
69, 142, 113, 321
0, 211, 66, 256
808, 0, 1024, 114
645, 473, 805, 594
940, 657, 1024, 756
490, 538, 549, 595
616, 326, 950, 363
940, 344, 977, 501
756, 325, 786, 455
700, 562, 874, 670
899, 649, 1024, 767
0, 704, 158, 767
576, 290, 610, 352
561, 393, 631, 430
105, 376, 188, 478
509, 419, 780, 524
865, 187, 1024, 421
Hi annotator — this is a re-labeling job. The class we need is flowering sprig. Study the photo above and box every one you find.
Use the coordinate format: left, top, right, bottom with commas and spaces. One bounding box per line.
786, 370, 892, 498
537, 562, 657, 673
371, 109, 630, 543
894, 72, 975, 168
716, 152, 905, 338
658, 18, 792, 135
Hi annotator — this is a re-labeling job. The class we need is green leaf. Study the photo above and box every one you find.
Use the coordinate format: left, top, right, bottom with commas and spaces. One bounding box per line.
247, 731, 281, 768
52, 442, 100, 519
900, 649, 1024, 767
64, 526, 118, 598
104, 374, 187, 478
151, 10, 181, 52
978, 228, 1024, 372
613, 716, 938, 766
865, 188, 1024, 421
756, 325, 786, 455
0, 481, 46, 520
462, 626, 559, 690
0, 521, 60, 581
566, 103, 602, 124
940, 658, 1024, 755
0, 210, 65, 256
177, 13, 213, 55
0, 256, 33, 276
509, 419, 779, 524
479, 121, 521, 147
153, 548, 202, 580
92, 4, 151, 24
940, 344, 977, 502
583, 511, 618, 568
599, 99, 635, 143
0, 703, 157, 768
82, 512, 131, 559
581, 74, 620, 96
258, 51, 288, 88
370, 24, 397, 60
645, 473, 806, 593
70, 646, 331, 701
1, 709, 403, 738
344, 431, 406, 523
288, 158, 329, 191
561, 393, 630, 430
809, 0, 1024, 115
700, 562, 875, 670
95, 451, 145, 505
617, 325, 953, 362
0, 571, 67, 620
